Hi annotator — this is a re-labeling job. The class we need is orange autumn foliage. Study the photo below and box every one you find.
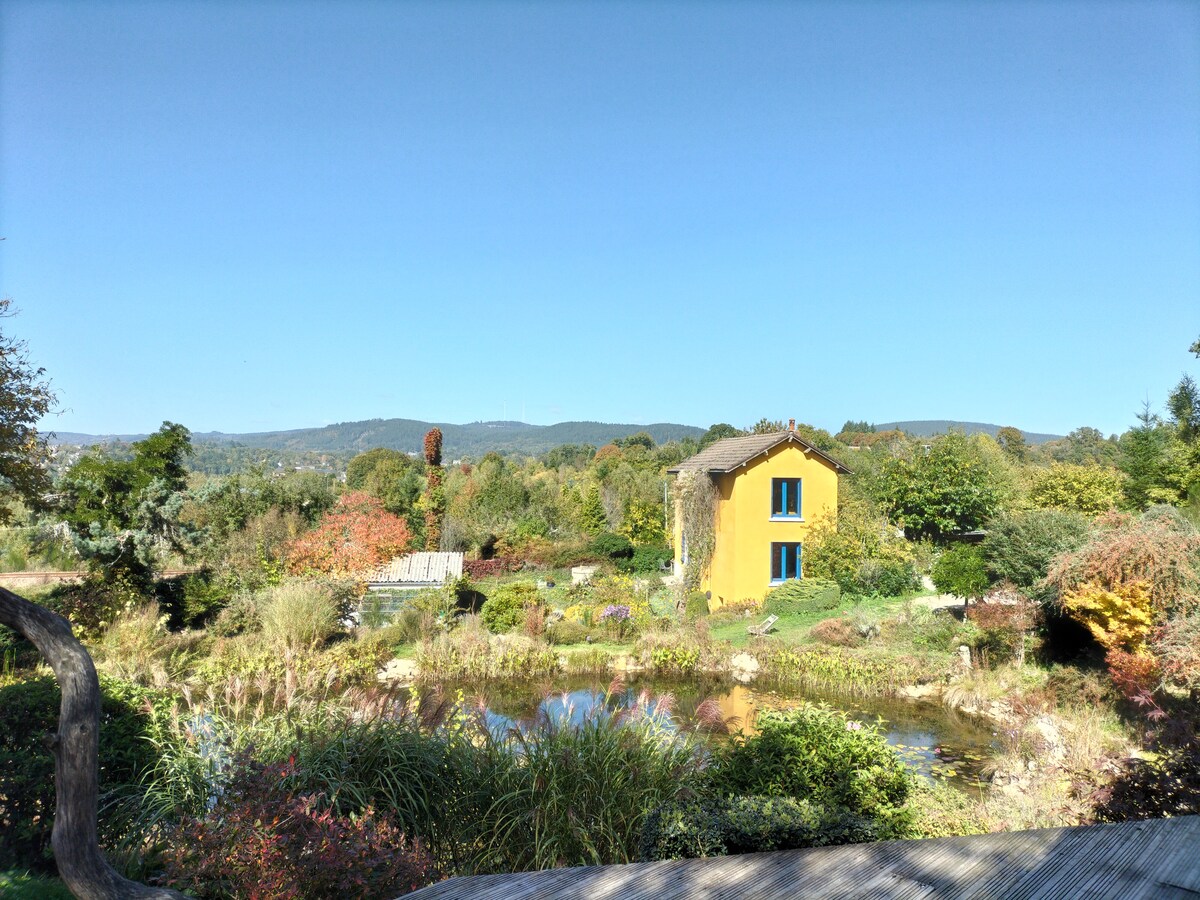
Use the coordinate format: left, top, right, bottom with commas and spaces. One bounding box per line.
285, 492, 412, 577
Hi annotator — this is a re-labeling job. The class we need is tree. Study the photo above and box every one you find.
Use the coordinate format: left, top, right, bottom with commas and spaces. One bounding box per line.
0, 590, 187, 899
1028, 463, 1124, 516
0, 299, 55, 521
700, 423, 742, 447
931, 544, 990, 603
878, 432, 1011, 541
616, 431, 655, 451
749, 418, 785, 435
345, 447, 423, 519
420, 428, 445, 550
56, 422, 195, 586
285, 492, 413, 577
1119, 404, 1175, 509
840, 420, 875, 434
0, 305, 183, 897
579, 484, 608, 535
996, 426, 1028, 462
1167, 374, 1199, 444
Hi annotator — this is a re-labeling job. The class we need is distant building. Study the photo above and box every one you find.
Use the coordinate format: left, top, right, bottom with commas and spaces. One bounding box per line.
667, 422, 849, 607
364, 551, 464, 615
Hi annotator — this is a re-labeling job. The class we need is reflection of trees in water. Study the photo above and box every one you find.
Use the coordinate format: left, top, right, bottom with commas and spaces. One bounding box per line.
430, 675, 999, 786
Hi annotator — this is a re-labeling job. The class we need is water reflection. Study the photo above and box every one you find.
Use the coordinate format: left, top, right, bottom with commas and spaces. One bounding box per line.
443, 676, 998, 789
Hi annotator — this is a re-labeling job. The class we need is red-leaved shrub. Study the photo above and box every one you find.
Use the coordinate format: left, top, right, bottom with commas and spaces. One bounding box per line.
159, 756, 435, 899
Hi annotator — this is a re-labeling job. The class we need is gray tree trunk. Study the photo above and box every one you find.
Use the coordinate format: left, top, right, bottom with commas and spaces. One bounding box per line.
0, 587, 189, 899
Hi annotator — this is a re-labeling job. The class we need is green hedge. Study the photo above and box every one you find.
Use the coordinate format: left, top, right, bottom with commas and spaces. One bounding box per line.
763, 578, 841, 615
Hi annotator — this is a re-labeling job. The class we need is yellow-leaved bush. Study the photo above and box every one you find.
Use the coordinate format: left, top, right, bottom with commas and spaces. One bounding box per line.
1061, 579, 1154, 653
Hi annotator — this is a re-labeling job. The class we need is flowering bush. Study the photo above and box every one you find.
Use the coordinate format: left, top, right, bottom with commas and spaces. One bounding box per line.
599, 604, 632, 638
159, 755, 435, 899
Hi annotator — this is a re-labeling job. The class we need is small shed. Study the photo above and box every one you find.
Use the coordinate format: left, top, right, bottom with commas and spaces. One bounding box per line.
363, 551, 464, 617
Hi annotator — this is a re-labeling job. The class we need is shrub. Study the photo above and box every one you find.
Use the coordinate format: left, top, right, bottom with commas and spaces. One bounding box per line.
763, 580, 840, 619
480, 582, 540, 634
1028, 463, 1124, 516
158, 755, 435, 899
900, 605, 961, 651
852, 557, 919, 598
646, 643, 702, 676
210, 591, 261, 637
763, 578, 841, 615
95, 603, 207, 686
621, 543, 673, 574
981, 509, 1091, 595
803, 501, 919, 597
1044, 509, 1200, 619
462, 557, 521, 579
545, 618, 589, 645
39, 571, 152, 637
259, 579, 343, 651
684, 591, 710, 620
931, 544, 989, 599
473, 694, 707, 871
640, 795, 877, 861
1061, 580, 1154, 654
0, 675, 169, 872
1094, 740, 1200, 822
588, 531, 634, 561
155, 570, 228, 629
809, 617, 862, 647
708, 705, 917, 840
963, 593, 1040, 667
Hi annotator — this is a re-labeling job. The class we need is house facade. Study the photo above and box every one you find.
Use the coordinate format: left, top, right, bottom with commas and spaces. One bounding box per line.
668, 426, 849, 607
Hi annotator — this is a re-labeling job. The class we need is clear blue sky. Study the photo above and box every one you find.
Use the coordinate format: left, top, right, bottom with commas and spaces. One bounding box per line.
2, 1, 1197, 439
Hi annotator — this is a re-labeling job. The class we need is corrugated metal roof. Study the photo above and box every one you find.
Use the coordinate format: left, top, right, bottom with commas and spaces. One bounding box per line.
369, 551, 464, 585
667, 431, 852, 475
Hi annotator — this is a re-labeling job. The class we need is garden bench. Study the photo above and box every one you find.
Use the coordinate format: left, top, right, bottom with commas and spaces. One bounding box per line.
747, 614, 779, 636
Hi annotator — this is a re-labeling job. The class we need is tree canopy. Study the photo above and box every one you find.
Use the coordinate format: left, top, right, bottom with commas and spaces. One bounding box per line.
0, 299, 55, 521
56, 422, 195, 583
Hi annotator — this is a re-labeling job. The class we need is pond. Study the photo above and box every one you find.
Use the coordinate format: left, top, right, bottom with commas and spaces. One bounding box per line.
438, 674, 1000, 791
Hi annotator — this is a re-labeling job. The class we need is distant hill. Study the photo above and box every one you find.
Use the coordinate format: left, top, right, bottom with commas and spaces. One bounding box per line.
873, 421, 1063, 445
50, 418, 708, 459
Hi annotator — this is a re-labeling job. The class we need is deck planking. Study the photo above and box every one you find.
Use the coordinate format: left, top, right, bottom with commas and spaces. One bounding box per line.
407, 816, 1200, 900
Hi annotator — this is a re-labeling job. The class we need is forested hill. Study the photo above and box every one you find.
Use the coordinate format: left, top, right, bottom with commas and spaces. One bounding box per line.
874, 420, 1064, 444
51, 419, 708, 459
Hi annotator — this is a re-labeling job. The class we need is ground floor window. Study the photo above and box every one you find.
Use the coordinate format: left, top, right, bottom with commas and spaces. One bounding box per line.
770, 541, 802, 582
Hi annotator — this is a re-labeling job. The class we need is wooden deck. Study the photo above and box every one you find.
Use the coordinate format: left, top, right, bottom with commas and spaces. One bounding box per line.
408, 816, 1200, 899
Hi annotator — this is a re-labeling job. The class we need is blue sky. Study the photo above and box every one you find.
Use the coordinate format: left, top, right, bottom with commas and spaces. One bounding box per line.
2, 1, 1197, 439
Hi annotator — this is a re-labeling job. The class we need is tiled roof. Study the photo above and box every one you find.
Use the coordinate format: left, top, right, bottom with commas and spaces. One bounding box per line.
369, 551, 464, 585
667, 432, 851, 475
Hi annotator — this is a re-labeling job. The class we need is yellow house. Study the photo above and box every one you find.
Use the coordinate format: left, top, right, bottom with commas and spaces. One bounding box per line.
667, 426, 849, 607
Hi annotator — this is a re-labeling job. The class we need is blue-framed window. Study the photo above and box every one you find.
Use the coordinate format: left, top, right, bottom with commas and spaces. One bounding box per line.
771, 478, 802, 518
771, 542, 802, 582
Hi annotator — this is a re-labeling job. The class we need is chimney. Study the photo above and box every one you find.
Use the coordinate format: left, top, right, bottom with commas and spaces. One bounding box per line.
788, 418, 796, 432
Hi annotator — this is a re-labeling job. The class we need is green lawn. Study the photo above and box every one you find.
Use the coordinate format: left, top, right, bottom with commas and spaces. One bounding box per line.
707, 593, 922, 648
0, 871, 74, 900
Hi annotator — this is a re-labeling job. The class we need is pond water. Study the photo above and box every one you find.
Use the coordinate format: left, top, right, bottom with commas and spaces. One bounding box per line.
440, 675, 1000, 791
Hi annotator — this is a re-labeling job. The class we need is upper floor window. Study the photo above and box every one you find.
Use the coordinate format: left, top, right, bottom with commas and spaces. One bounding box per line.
771, 478, 802, 518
